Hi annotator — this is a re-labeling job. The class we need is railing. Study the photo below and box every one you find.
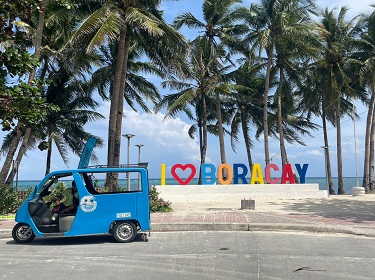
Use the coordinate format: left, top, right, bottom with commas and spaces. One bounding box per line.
87, 163, 149, 168
17, 190, 30, 201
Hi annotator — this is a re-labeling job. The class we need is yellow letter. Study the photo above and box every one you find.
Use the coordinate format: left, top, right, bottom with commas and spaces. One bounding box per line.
161, 164, 166, 185
251, 163, 264, 184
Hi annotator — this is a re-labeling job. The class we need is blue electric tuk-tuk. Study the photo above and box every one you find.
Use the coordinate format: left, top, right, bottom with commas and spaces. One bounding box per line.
12, 165, 151, 243
12, 138, 151, 243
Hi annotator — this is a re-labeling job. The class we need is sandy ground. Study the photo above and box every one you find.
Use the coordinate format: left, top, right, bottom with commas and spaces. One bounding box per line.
167, 193, 375, 215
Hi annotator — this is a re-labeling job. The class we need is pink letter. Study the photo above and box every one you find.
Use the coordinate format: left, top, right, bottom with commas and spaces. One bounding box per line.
265, 164, 280, 184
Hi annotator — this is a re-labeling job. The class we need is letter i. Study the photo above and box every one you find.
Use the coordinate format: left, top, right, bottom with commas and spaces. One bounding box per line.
161, 164, 166, 185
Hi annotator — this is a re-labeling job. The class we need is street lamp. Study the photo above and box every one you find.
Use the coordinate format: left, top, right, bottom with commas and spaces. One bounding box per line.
122, 134, 135, 191
321, 146, 329, 197
135, 144, 144, 190
135, 144, 144, 163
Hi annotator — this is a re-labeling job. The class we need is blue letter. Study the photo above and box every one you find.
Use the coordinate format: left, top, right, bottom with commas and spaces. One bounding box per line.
295, 164, 308, 183
201, 164, 217, 185
233, 164, 248, 184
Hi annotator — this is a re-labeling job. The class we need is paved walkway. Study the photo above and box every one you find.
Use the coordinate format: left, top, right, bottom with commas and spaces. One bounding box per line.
2, 195, 375, 238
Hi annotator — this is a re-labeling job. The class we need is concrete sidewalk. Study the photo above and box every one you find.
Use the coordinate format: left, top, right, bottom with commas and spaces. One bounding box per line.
2, 195, 375, 239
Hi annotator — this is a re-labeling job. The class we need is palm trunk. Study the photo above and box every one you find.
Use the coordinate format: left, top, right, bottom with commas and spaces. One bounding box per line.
215, 91, 227, 179
113, 34, 131, 168
0, 2, 46, 186
369, 102, 375, 192
363, 88, 374, 192
0, 129, 22, 185
5, 128, 32, 184
336, 99, 345, 194
277, 66, 287, 165
322, 94, 336, 195
199, 89, 208, 185
198, 124, 203, 185
276, 68, 300, 185
241, 111, 253, 173
45, 137, 53, 175
105, 29, 127, 190
107, 29, 127, 167
263, 46, 273, 165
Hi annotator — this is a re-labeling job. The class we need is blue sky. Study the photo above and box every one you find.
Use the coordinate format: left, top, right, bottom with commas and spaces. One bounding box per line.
1, 0, 374, 180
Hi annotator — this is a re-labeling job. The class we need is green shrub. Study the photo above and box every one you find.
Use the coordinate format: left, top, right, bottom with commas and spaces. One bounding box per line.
149, 185, 172, 212
0, 185, 20, 215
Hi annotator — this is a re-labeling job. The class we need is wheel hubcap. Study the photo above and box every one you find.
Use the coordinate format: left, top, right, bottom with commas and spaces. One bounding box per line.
17, 226, 32, 240
117, 224, 132, 240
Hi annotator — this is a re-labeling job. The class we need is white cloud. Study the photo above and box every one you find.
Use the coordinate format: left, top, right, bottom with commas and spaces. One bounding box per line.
307, 150, 323, 157
86, 106, 202, 178
319, 0, 374, 17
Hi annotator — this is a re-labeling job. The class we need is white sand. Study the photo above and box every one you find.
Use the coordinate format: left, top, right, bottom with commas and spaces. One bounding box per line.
167, 193, 375, 215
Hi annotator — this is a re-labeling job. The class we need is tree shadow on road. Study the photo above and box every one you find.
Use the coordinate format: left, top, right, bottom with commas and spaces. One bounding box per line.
266, 197, 375, 224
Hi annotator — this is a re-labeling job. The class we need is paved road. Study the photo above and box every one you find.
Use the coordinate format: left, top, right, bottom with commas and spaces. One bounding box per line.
0, 231, 374, 280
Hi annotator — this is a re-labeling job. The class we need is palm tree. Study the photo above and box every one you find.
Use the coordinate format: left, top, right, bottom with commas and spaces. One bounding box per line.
156, 37, 230, 184
226, 61, 265, 172
71, 0, 188, 190
357, 7, 375, 192
242, 0, 318, 166
319, 7, 364, 194
88, 42, 163, 112
174, 0, 247, 174
41, 67, 104, 175
295, 62, 337, 194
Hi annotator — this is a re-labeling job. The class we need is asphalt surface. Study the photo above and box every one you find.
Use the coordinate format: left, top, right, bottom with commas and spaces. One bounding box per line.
2, 195, 375, 238
1, 231, 375, 279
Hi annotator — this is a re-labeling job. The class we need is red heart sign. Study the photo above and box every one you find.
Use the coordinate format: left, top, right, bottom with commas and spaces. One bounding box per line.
171, 164, 197, 185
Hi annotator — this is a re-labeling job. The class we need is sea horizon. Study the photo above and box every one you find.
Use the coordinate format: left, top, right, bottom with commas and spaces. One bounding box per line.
10, 176, 363, 194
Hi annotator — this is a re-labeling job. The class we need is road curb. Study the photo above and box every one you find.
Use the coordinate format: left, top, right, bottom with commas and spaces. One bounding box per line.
2, 223, 375, 240
0, 229, 11, 239
151, 223, 375, 238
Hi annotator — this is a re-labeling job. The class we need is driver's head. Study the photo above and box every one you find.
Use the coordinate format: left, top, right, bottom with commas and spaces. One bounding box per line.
72, 181, 77, 191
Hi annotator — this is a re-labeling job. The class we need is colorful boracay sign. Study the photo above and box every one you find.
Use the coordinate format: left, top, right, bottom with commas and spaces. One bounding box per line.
161, 163, 309, 185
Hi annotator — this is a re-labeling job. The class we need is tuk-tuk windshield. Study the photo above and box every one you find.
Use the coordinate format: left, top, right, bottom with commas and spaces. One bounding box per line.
38, 173, 73, 197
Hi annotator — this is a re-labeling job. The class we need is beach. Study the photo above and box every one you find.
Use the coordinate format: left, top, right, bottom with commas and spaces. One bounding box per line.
167, 193, 375, 216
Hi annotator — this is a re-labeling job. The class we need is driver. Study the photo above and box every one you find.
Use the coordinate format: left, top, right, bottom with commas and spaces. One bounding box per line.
54, 181, 79, 214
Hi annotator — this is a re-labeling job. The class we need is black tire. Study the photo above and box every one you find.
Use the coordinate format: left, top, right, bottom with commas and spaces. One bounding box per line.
113, 221, 137, 243
12, 223, 35, 243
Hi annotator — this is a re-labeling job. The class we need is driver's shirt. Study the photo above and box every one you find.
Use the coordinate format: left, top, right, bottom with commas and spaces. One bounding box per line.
61, 188, 79, 207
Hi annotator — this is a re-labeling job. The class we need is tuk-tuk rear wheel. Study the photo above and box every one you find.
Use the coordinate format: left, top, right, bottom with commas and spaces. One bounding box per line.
113, 221, 137, 243
12, 223, 35, 243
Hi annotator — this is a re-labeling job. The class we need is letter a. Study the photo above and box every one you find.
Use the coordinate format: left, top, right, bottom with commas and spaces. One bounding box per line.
251, 164, 265, 184
281, 164, 295, 184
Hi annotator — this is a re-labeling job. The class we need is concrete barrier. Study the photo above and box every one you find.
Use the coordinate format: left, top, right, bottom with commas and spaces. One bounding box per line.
155, 184, 328, 202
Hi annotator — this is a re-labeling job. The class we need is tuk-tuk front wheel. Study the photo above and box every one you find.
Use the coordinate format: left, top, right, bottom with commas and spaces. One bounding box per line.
113, 221, 137, 243
12, 223, 35, 243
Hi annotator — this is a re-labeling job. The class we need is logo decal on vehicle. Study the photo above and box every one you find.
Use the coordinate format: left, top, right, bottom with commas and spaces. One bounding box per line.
80, 196, 97, 212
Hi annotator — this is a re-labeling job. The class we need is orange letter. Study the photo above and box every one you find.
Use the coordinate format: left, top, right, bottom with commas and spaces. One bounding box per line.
218, 163, 232, 185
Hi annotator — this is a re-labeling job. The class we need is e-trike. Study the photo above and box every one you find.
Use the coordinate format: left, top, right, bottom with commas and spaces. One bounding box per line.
12, 165, 151, 243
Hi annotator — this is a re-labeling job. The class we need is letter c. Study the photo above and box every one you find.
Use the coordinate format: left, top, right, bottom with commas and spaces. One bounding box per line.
265, 164, 280, 184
